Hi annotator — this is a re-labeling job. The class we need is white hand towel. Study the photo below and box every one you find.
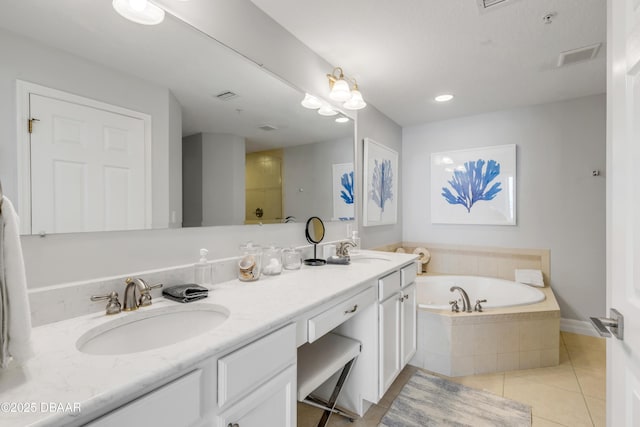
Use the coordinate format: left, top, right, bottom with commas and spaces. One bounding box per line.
515, 269, 545, 288
0, 196, 33, 367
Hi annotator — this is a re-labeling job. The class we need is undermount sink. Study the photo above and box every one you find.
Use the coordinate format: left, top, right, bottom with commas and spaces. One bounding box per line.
349, 253, 391, 262
77, 304, 229, 355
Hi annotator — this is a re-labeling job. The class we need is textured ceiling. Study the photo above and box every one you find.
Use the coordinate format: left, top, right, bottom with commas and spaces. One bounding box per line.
250, 0, 606, 126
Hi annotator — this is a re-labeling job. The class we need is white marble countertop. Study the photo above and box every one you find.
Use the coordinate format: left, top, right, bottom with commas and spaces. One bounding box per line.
0, 250, 416, 426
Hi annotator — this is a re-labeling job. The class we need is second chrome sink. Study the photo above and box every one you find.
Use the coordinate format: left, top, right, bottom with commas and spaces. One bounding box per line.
77, 304, 229, 356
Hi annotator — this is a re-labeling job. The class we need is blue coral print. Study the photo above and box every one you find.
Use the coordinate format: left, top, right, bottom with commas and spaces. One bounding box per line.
340, 171, 354, 205
441, 159, 502, 213
370, 159, 394, 212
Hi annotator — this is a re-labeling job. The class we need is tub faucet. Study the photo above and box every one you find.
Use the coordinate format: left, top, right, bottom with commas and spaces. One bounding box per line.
123, 277, 163, 311
450, 286, 472, 313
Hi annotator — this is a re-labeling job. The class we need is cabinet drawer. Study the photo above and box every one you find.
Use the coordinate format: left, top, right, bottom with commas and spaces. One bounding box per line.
308, 286, 376, 343
401, 264, 417, 288
218, 323, 296, 408
378, 271, 401, 301
87, 369, 202, 427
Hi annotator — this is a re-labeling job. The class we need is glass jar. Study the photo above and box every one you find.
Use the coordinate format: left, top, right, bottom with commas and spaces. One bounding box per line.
262, 246, 283, 276
238, 242, 262, 281
282, 247, 302, 270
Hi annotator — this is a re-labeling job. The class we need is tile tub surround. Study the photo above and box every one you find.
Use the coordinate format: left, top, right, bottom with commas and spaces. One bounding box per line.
411, 287, 561, 376
3, 249, 417, 426
375, 242, 550, 280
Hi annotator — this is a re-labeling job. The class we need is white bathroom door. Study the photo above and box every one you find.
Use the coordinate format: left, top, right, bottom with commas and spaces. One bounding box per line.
29, 93, 146, 234
607, 0, 640, 426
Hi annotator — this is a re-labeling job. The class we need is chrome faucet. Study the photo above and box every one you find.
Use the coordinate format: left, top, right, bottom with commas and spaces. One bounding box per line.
450, 286, 472, 313
336, 240, 356, 258
123, 277, 163, 311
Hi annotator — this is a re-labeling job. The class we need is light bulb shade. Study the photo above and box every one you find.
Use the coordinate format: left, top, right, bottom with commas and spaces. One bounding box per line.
301, 93, 322, 109
318, 104, 338, 116
113, 0, 165, 25
343, 89, 367, 110
329, 78, 352, 102
335, 116, 350, 123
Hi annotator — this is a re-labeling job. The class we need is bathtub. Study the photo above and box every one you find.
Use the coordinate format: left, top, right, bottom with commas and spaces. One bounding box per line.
411, 275, 560, 377
416, 275, 545, 310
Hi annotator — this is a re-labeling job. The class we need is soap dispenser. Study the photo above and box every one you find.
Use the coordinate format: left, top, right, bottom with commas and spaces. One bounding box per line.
351, 230, 361, 255
195, 248, 212, 285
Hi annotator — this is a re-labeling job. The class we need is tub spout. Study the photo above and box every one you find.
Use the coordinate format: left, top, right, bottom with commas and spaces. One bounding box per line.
450, 286, 472, 313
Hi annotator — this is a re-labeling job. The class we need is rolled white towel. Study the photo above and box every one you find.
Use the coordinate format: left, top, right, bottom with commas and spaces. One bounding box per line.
515, 269, 544, 288
1, 196, 33, 367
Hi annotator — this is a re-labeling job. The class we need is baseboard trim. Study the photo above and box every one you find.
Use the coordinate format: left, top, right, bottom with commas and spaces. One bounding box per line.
560, 318, 598, 337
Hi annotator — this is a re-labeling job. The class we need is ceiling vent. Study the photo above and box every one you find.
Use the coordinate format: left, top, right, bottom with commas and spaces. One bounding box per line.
258, 124, 278, 131
476, 0, 519, 13
215, 91, 238, 101
557, 43, 601, 67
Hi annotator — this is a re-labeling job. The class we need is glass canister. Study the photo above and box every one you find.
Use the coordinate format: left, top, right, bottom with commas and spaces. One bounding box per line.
238, 242, 262, 281
262, 246, 283, 275
282, 247, 302, 270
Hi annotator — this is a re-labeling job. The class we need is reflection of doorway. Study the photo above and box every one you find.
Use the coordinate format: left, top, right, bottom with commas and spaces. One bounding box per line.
18, 81, 151, 234
245, 149, 283, 224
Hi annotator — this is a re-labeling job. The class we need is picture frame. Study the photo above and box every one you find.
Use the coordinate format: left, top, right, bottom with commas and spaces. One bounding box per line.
332, 162, 355, 221
363, 138, 398, 226
430, 144, 516, 225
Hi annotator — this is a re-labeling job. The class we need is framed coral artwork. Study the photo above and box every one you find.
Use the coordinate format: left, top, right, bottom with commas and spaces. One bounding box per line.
363, 138, 398, 226
332, 162, 355, 221
431, 144, 516, 225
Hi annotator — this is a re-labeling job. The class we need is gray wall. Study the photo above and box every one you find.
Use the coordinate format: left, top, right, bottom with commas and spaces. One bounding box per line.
182, 134, 203, 227
0, 29, 176, 228
283, 137, 353, 222
402, 94, 606, 321
356, 105, 404, 249
201, 133, 246, 226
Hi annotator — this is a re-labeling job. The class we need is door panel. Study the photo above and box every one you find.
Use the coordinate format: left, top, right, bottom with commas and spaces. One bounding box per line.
607, 0, 640, 425
30, 93, 146, 234
401, 283, 417, 366
379, 294, 400, 399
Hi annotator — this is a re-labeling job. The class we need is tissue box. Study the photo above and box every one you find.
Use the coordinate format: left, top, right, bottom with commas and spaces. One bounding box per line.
515, 269, 544, 287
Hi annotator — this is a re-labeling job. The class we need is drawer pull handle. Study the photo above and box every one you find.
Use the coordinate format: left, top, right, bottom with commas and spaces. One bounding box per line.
344, 304, 358, 314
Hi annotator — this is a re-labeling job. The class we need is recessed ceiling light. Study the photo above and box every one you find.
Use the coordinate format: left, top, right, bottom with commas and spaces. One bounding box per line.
335, 117, 349, 123
112, 0, 165, 25
435, 94, 454, 102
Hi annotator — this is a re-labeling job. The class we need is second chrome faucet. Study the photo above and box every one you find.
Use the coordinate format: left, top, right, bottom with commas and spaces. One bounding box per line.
450, 286, 472, 313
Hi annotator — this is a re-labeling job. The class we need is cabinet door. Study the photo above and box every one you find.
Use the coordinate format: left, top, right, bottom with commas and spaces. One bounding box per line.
216, 365, 296, 427
378, 294, 401, 399
401, 283, 417, 366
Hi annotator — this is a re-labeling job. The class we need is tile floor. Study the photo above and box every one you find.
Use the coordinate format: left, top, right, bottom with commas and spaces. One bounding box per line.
297, 332, 606, 427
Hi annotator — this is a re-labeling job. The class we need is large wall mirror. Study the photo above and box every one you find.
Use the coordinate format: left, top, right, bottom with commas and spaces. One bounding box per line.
0, 0, 354, 235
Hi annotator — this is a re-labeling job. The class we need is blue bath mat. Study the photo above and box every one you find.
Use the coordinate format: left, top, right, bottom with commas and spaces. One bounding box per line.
379, 370, 531, 427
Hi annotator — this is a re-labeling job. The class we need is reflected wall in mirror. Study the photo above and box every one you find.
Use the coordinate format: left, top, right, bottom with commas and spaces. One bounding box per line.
0, 0, 354, 235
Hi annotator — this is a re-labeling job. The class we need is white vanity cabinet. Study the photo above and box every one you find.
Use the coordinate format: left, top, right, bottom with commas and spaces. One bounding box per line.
216, 323, 297, 427
377, 264, 417, 399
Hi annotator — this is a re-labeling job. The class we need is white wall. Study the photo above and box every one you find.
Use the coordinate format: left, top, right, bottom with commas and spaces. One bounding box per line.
402, 94, 606, 321
202, 133, 246, 226
168, 91, 183, 228
283, 137, 353, 222
0, 29, 175, 229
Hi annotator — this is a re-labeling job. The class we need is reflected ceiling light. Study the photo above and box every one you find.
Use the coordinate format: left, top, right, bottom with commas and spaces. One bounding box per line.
112, 0, 165, 25
335, 116, 350, 123
318, 104, 338, 116
301, 93, 322, 109
435, 94, 454, 102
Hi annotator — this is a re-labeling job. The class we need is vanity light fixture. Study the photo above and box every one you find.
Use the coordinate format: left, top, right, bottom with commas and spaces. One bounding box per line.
435, 94, 454, 102
327, 67, 367, 110
112, 0, 165, 25
301, 93, 323, 109
318, 103, 338, 116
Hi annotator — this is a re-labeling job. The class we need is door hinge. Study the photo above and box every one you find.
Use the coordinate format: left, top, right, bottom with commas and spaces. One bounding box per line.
28, 118, 40, 134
